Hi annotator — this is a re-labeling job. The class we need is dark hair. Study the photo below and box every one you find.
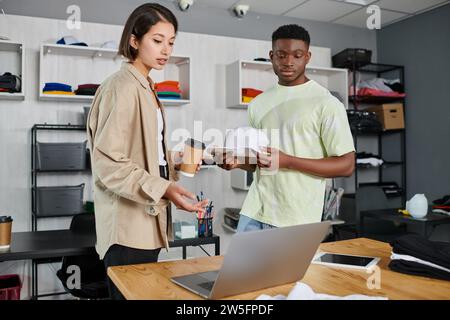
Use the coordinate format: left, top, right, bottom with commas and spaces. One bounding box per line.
119, 3, 178, 61
272, 24, 310, 46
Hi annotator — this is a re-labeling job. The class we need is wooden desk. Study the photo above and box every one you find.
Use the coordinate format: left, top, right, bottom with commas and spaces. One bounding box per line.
108, 238, 450, 300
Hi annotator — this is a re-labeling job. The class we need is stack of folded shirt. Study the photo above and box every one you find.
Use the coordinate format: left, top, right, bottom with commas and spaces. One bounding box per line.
242, 88, 263, 103
75, 84, 100, 96
43, 82, 74, 95
356, 152, 384, 167
352, 78, 406, 98
432, 195, 450, 216
155, 80, 181, 100
347, 110, 383, 133
389, 235, 450, 281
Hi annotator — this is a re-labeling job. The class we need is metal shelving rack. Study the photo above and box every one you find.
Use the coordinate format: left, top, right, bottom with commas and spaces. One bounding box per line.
348, 63, 407, 206
30, 123, 89, 299
31, 124, 89, 230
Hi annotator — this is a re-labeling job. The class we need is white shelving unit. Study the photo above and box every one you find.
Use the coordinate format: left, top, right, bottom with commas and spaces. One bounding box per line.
39, 43, 191, 106
39, 43, 122, 103
0, 40, 25, 100
306, 66, 348, 108
226, 59, 348, 109
151, 55, 191, 106
226, 60, 275, 109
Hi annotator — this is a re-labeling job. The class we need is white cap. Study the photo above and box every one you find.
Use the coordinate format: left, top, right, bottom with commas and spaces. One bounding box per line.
57, 36, 88, 46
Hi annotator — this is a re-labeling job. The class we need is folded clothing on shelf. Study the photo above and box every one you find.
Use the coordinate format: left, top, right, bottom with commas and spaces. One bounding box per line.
155, 85, 181, 93
242, 88, 263, 98
43, 82, 72, 92
347, 110, 383, 133
253, 58, 271, 62
242, 87, 263, 103
0, 72, 21, 93
242, 96, 253, 103
356, 152, 384, 167
353, 78, 406, 98
433, 195, 450, 206
43, 82, 74, 95
155, 80, 181, 99
432, 195, 450, 215
75, 84, 100, 96
56, 36, 88, 47
378, 182, 403, 197
389, 234, 450, 281
357, 87, 406, 98
43, 91, 75, 95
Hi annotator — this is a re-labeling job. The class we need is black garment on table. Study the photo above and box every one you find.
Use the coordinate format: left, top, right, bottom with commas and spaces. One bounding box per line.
390, 235, 450, 270
389, 259, 450, 281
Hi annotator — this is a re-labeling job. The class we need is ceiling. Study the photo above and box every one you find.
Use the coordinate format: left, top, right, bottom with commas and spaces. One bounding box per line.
193, 0, 450, 28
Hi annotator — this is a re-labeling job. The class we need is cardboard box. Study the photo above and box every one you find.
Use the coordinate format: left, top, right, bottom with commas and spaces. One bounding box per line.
368, 103, 405, 130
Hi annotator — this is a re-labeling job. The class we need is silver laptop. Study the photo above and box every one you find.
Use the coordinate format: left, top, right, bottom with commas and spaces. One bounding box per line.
171, 221, 330, 299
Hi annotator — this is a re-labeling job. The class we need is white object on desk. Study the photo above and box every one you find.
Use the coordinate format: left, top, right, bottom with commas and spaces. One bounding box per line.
257, 282, 387, 300
180, 225, 196, 239
312, 252, 380, 271
406, 194, 428, 219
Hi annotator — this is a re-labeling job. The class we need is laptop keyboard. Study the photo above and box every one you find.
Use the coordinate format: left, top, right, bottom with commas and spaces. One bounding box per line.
198, 281, 214, 291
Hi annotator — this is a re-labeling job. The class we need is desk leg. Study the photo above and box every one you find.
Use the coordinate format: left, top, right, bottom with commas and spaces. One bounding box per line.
31, 260, 37, 300
215, 238, 220, 256
31, 260, 34, 300
182, 246, 187, 260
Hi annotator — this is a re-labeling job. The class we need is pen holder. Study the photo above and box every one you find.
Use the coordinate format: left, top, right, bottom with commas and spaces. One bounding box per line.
197, 217, 213, 238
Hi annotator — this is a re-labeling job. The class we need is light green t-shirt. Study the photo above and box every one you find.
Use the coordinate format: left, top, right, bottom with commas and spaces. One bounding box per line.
240, 79, 355, 227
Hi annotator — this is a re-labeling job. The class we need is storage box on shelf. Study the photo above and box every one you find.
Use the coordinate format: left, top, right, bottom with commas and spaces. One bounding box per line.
36, 141, 87, 171
0, 40, 25, 100
226, 60, 348, 109
34, 184, 85, 217
368, 103, 405, 131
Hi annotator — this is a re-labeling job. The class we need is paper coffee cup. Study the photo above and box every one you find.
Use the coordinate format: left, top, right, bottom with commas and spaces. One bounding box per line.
0, 216, 13, 249
180, 138, 206, 177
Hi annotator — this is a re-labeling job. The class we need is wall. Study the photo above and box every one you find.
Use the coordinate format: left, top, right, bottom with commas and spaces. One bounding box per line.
377, 4, 450, 241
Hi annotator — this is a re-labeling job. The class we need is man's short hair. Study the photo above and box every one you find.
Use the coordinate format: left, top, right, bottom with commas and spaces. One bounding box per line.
272, 24, 310, 46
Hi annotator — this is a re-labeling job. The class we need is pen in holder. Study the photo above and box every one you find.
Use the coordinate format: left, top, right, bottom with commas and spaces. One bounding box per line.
197, 195, 214, 237
197, 216, 213, 238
